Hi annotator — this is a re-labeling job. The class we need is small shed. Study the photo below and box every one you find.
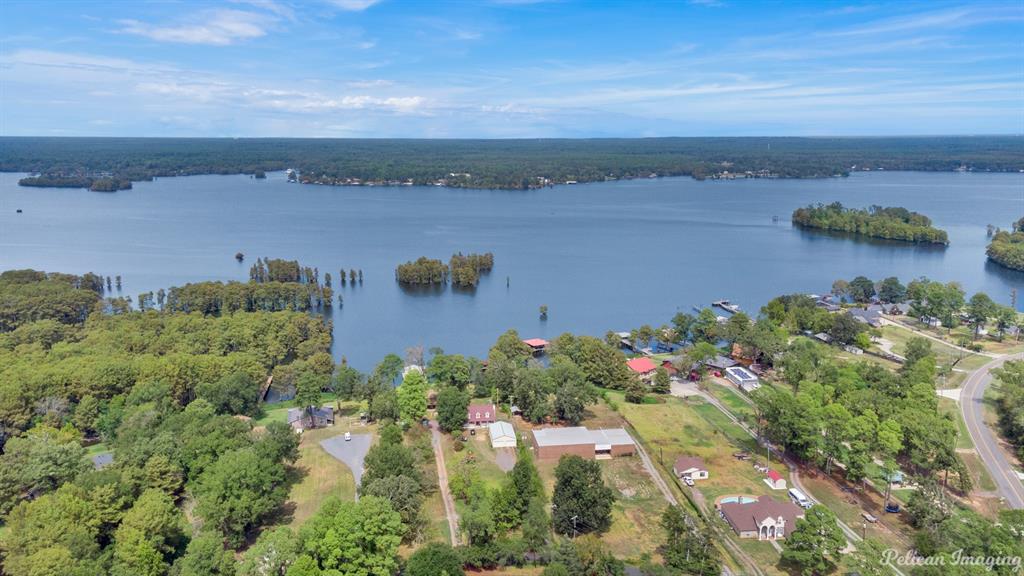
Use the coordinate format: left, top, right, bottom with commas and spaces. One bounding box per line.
765, 469, 787, 490
489, 421, 517, 448
673, 456, 709, 480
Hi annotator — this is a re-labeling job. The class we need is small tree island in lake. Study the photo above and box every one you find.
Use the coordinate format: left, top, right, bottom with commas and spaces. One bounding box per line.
987, 218, 1024, 272
792, 202, 948, 245
396, 252, 494, 286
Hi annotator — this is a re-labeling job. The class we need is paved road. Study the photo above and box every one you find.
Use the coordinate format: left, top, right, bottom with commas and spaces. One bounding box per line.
960, 353, 1024, 509
320, 433, 372, 495
429, 421, 462, 545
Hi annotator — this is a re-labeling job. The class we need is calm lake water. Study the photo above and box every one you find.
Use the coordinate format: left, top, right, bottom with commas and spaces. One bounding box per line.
2, 170, 1023, 370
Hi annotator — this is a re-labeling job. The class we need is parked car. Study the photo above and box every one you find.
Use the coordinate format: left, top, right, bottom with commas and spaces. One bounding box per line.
884, 503, 900, 513
862, 512, 878, 523
684, 477, 695, 487
345, 432, 351, 441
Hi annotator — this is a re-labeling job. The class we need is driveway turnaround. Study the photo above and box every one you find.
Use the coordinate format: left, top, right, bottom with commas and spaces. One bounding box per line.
320, 433, 373, 493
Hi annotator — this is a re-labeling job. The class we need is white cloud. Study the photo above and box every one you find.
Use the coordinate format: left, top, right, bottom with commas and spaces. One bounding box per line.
827, 6, 1024, 37
328, 0, 382, 12
118, 9, 274, 45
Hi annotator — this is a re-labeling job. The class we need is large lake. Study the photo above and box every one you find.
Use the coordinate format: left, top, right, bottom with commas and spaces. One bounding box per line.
2, 170, 1022, 370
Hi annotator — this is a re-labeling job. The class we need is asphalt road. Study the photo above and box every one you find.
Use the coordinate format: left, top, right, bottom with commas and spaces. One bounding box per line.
960, 353, 1024, 509
320, 433, 372, 492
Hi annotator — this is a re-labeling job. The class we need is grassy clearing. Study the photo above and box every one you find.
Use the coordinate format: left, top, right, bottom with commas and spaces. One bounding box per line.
894, 320, 1024, 356
936, 397, 973, 451
705, 381, 755, 424
880, 325, 989, 372
798, 471, 913, 552
958, 450, 998, 493
278, 400, 373, 528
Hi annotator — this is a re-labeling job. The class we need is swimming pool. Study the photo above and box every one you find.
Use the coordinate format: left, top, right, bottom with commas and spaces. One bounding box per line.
719, 496, 758, 505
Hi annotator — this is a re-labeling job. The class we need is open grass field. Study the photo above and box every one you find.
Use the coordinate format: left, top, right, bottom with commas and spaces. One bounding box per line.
880, 325, 990, 372
894, 319, 1024, 356
705, 381, 756, 424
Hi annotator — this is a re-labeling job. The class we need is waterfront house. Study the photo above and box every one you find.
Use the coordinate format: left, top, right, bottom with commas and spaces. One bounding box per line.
287, 406, 334, 431
626, 357, 658, 380
705, 355, 738, 372
523, 338, 549, 353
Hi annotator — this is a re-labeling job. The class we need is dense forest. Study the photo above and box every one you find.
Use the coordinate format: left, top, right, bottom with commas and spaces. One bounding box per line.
3, 136, 1022, 191
986, 218, 1024, 272
792, 202, 949, 244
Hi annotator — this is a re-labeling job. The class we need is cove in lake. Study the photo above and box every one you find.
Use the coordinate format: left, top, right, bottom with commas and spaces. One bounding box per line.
2, 170, 1022, 371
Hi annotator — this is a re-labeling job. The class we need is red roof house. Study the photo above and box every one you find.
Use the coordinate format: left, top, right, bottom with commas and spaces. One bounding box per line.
467, 403, 497, 426
626, 357, 657, 377
522, 338, 549, 351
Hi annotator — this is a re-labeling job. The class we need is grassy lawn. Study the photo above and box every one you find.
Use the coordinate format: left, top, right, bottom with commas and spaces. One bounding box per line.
533, 454, 667, 562
880, 325, 989, 373
278, 400, 373, 528
256, 393, 345, 426
894, 320, 1024, 356
705, 381, 755, 424
937, 397, 974, 451
732, 536, 787, 576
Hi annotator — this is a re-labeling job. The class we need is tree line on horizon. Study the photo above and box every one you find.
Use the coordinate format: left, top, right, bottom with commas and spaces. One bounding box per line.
3, 135, 1023, 192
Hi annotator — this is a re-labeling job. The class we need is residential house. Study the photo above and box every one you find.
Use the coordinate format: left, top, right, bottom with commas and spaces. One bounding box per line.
725, 366, 760, 392
673, 456, 709, 480
626, 357, 658, 380
467, 403, 497, 426
287, 406, 334, 431
719, 495, 804, 540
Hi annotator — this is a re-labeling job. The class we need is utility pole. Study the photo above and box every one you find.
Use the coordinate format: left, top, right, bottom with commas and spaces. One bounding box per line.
571, 515, 578, 539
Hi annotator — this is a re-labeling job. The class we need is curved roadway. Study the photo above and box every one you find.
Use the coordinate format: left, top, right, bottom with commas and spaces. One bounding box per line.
960, 353, 1024, 509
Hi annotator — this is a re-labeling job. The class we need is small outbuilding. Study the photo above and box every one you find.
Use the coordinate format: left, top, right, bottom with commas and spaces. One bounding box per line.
488, 421, 517, 448
765, 469, 787, 490
467, 403, 497, 426
673, 456, 709, 480
725, 366, 760, 392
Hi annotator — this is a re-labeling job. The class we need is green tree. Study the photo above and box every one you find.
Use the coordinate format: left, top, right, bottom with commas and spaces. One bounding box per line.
292, 496, 404, 576
257, 420, 301, 463
294, 370, 325, 428
173, 531, 234, 576
362, 474, 423, 537
651, 366, 671, 394
362, 442, 419, 488
552, 455, 615, 535
848, 276, 876, 302
0, 425, 89, 515
436, 386, 470, 432
374, 353, 405, 385
194, 447, 288, 546
236, 526, 299, 576
877, 276, 907, 303
369, 388, 399, 422
405, 542, 465, 576
427, 354, 472, 389
661, 504, 720, 576
196, 371, 262, 416
522, 496, 550, 551
397, 369, 428, 422
967, 292, 996, 338
691, 308, 719, 343
782, 505, 845, 576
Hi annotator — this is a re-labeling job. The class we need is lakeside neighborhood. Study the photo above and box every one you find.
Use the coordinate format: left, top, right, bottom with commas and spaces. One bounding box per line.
11, 267, 1024, 576
249, 281, 1024, 576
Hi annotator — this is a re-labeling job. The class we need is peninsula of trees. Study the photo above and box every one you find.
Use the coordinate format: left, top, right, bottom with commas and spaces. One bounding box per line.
986, 218, 1024, 272
396, 252, 494, 286
792, 202, 949, 245
3, 135, 1022, 192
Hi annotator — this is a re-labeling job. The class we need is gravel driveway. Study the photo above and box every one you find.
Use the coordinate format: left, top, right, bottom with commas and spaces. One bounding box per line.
494, 447, 517, 472
320, 433, 373, 491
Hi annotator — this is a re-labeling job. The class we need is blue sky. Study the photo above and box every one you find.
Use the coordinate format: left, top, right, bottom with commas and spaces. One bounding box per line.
1, 0, 1021, 137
